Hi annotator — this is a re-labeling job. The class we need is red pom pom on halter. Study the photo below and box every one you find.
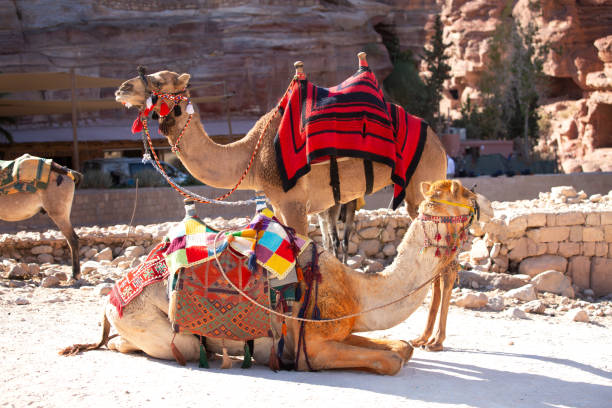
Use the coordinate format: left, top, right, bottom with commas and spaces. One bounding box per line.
131, 116, 143, 134
159, 101, 171, 116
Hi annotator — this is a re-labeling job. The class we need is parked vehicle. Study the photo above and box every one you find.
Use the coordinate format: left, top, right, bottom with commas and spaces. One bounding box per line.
82, 158, 189, 187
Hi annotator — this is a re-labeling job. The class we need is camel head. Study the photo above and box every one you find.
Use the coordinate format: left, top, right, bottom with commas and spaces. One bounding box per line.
419, 179, 493, 221
115, 69, 191, 110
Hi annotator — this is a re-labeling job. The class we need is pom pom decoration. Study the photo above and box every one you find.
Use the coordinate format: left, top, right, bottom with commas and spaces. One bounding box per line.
151, 94, 158, 105
159, 101, 171, 116
151, 112, 159, 120
186, 103, 194, 114
146, 96, 153, 109
173, 105, 182, 116
131, 116, 143, 134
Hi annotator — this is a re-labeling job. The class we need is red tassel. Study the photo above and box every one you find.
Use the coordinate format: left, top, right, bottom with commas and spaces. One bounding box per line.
435, 233, 441, 241
131, 116, 143, 133
435, 248, 441, 257
160, 102, 171, 116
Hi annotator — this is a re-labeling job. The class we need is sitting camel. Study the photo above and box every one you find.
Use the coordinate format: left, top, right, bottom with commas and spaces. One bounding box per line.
63, 180, 492, 375
0, 159, 82, 279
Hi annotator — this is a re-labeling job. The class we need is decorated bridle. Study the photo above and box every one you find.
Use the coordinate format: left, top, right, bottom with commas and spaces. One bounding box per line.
418, 193, 479, 257
131, 66, 194, 153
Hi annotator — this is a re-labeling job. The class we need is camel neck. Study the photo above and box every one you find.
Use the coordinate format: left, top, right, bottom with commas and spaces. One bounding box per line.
160, 110, 258, 190
349, 218, 457, 332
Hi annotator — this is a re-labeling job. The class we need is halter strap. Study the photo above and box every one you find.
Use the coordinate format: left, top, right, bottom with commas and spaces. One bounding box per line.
429, 198, 475, 214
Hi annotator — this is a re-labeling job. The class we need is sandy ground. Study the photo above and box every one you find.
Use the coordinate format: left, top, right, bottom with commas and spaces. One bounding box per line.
1, 284, 610, 408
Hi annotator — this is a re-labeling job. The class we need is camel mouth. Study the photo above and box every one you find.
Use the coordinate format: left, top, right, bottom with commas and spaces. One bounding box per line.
115, 92, 143, 110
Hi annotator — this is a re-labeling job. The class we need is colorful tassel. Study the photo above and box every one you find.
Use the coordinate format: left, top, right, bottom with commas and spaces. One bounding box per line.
435, 248, 441, 257
247, 253, 258, 272
269, 345, 280, 371
131, 116, 143, 133
151, 111, 159, 120
435, 233, 441, 241
159, 101, 171, 116
241, 342, 252, 369
173, 105, 182, 116
186, 103, 194, 114
199, 339, 209, 368
146, 96, 153, 109
170, 335, 186, 366
312, 304, 321, 320
151, 94, 158, 105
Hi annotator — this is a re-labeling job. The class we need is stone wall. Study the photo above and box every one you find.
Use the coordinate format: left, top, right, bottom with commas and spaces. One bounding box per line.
2, 185, 611, 296
2, 172, 611, 233
465, 186, 612, 296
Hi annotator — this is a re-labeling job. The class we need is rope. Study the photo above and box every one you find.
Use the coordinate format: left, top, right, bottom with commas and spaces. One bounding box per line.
140, 77, 297, 205
211, 223, 447, 324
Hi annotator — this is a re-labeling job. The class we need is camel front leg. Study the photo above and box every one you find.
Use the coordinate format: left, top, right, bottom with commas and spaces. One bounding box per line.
425, 262, 459, 351
410, 278, 441, 348
300, 339, 404, 375
46, 209, 80, 280
343, 334, 413, 363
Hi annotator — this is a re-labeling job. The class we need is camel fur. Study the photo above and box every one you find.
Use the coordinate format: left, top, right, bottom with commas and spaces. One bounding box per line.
0, 163, 82, 279
62, 180, 492, 375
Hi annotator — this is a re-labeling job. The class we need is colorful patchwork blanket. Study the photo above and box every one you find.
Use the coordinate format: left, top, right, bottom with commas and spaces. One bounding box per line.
108, 243, 169, 318
274, 67, 428, 209
0, 154, 53, 195
163, 209, 310, 281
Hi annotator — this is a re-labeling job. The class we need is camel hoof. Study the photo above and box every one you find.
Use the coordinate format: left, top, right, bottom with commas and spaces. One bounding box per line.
408, 339, 426, 348
398, 340, 414, 363
424, 343, 444, 352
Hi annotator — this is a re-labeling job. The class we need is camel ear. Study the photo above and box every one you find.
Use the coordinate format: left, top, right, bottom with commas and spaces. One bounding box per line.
176, 73, 191, 90
420, 182, 432, 197
451, 180, 460, 196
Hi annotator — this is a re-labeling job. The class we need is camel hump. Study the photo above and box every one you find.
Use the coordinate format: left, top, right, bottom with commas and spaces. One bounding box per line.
358, 52, 368, 68
294, 61, 305, 79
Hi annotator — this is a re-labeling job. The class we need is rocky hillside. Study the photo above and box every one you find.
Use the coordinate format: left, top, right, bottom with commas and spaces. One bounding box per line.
438, 0, 612, 172
1, 0, 610, 170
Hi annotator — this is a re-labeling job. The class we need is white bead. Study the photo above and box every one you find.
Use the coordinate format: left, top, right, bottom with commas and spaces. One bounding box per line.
125, 102, 132, 108
186, 103, 194, 114
146, 96, 153, 109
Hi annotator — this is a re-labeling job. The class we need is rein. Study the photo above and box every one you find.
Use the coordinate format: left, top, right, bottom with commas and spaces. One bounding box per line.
134, 68, 297, 205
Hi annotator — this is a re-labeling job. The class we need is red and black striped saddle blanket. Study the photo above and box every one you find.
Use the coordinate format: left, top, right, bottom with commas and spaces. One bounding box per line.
274, 67, 428, 209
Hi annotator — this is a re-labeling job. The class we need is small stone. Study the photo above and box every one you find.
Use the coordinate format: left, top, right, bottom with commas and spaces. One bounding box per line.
455, 292, 488, 309
522, 300, 546, 314
583, 288, 595, 297
84, 248, 98, 259
41, 275, 60, 288
95, 283, 113, 296
566, 309, 589, 322
94, 247, 113, 262
531, 270, 573, 296
589, 194, 602, 203
54, 271, 69, 282
489, 242, 501, 258
364, 260, 384, 274
81, 260, 100, 275
505, 284, 538, 302
123, 246, 146, 259
15, 297, 30, 305
31, 245, 53, 255
37, 253, 54, 264
506, 307, 528, 319
471, 280, 479, 289
487, 295, 505, 312
470, 239, 490, 261
5, 264, 30, 280
382, 243, 396, 257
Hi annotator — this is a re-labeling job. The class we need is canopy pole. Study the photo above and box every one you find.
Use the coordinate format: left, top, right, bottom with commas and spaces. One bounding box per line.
70, 68, 80, 171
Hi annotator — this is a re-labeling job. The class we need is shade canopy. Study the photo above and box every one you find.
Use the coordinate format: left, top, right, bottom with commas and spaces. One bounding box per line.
0, 95, 232, 116
0, 72, 122, 93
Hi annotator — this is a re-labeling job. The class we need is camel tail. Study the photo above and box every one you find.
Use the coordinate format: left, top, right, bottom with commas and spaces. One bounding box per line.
59, 306, 112, 356
69, 170, 83, 187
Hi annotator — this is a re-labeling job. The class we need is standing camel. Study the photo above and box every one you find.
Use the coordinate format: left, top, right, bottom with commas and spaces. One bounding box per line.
62, 180, 492, 374
114, 55, 461, 350
0, 160, 82, 279
317, 198, 361, 264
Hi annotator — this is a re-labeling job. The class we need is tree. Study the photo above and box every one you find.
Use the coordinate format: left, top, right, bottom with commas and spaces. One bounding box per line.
470, 0, 547, 157
383, 49, 428, 118
421, 14, 451, 133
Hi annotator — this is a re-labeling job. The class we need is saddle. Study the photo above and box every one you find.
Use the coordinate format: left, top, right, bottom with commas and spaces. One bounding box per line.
0, 154, 53, 195
274, 58, 428, 209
